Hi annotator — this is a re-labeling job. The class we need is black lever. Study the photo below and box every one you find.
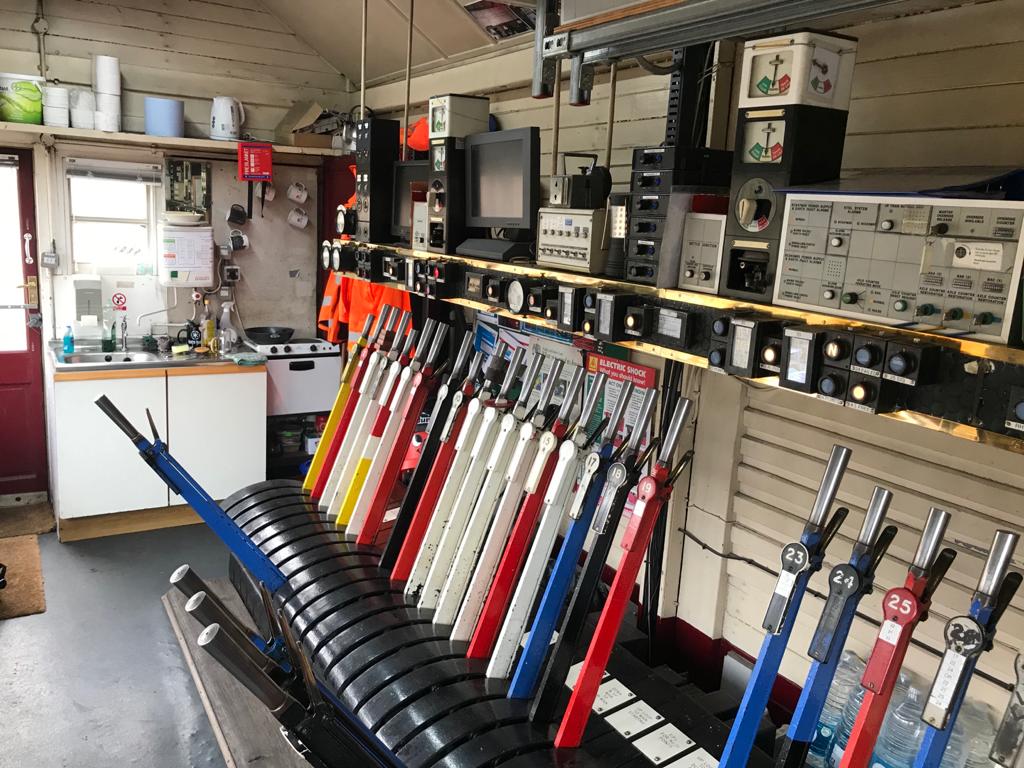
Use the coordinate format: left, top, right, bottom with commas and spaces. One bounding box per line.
95, 395, 143, 444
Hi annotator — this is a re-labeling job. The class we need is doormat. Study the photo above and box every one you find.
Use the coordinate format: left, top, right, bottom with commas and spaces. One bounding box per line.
0, 535, 46, 620
0, 503, 56, 539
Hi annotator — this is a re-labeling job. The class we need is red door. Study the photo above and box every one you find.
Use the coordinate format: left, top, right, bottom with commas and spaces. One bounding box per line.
0, 148, 46, 499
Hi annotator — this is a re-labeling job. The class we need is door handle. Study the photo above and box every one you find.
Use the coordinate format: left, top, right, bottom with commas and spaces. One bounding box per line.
288, 360, 315, 371
23, 232, 33, 264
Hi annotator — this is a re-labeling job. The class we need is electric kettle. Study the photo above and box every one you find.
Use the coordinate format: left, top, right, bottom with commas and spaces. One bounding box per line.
210, 96, 244, 140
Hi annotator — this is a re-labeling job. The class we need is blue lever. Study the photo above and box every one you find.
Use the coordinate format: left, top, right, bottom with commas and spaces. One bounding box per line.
913, 531, 1020, 768
95, 395, 286, 593
719, 445, 851, 768
777, 487, 896, 768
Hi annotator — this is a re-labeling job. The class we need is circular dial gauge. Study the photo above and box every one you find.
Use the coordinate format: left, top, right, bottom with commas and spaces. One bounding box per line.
432, 144, 446, 171
507, 280, 528, 314
748, 50, 794, 98
808, 47, 840, 98
734, 177, 779, 234
321, 240, 332, 269
743, 120, 786, 164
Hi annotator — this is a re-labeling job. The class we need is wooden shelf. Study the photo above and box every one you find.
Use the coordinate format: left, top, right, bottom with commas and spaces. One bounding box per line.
0, 121, 344, 157
347, 240, 1024, 368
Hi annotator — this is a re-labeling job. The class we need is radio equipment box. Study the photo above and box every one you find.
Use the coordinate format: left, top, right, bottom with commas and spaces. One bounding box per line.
428, 94, 490, 139
773, 193, 1024, 344
631, 146, 732, 187
426, 138, 478, 255
550, 152, 613, 209
354, 118, 400, 243
536, 207, 608, 274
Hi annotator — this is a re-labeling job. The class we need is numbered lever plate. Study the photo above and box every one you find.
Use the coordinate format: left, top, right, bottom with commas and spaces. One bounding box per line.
592, 462, 629, 535
923, 615, 986, 729
992, 654, 1024, 766
861, 587, 923, 694
763, 542, 810, 635
568, 452, 602, 521
808, 563, 862, 662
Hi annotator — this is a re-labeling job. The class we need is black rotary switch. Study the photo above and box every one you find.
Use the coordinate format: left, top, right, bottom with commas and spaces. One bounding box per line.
283, 345, 292, 353
887, 352, 916, 377
818, 374, 844, 398
269, 346, 278, 355
700, 270, 712, 281
854, 344, 881, 368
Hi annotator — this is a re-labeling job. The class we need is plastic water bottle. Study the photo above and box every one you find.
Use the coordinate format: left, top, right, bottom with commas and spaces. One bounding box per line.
942, 716, 968, 768
807, 651, 866, 768
872, 686, 926, 768
959, 702, 998, 768
827, 683, 866, 767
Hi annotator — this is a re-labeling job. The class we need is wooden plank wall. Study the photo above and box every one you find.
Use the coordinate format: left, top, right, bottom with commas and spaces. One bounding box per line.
0, 0, 351, 140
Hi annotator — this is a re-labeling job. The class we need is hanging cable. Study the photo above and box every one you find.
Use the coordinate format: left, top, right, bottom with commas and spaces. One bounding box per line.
635, 53, 681, 76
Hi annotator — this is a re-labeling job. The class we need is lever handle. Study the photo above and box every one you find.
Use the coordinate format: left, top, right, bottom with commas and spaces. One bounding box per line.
516, 352, 546, 411
914, 507, 952, 572
577, 372, 607, 434
483, 341, 510, 386
415, 319, 438, 363
991, 572, 1024, 636
979, 531, 1020, 600
557, 365, 586, 423
656, 397, 692, 466
425, 323, 449, 369
535, 359, 565, 416
603, 381, 634, 443
868, 525, 899, 579
627, 388, 659, 452
465, 350, 485, 385
393, 311, 412, 348
859, 486, 893, 548
923, 547, 958, 604
399, 329, 419, 360
359, 312, 376, 342
809, 445, 852, 528
500, 347, 528, 398
197, 623, 297, 716
450, 331, 475, 384
384, 306, 400, 334
95, 395, 144, 444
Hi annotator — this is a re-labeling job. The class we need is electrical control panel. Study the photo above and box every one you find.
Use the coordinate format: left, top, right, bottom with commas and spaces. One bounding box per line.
382, 253, 406, 283
774, 194, 1024, 344
677, 213, 727, 294
593, 292, 632, 342
536, 208, 608, 274
354, 119, 400, 243
412, 201, 428, 250
651, 307, 693, 350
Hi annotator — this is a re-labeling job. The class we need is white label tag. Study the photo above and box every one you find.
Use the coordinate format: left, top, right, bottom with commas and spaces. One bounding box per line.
666, 748, 718, 768
878, 619, 903, 645
774, 569, 797, 599
633, 724, 694, 763
955, 241, 1004, 270
565, 661, 585, 688
928, 650, 967, 711
606, 701, 664, 738
594, 678, 635, 713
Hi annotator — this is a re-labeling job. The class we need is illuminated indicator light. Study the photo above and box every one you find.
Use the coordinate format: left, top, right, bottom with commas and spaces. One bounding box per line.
850, 383, 870, 403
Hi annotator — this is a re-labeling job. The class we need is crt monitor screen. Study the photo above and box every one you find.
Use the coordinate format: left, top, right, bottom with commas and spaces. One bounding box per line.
469, 139, 525, 221
392, 161, 429, 233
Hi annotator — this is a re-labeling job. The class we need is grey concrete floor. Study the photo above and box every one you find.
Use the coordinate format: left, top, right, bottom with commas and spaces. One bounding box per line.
0, 525, 230, 768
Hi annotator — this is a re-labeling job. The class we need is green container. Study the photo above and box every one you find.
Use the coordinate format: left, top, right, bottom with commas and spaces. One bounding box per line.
0, 73, 44, 125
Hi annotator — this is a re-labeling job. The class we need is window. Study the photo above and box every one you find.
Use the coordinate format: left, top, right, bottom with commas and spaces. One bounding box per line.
66, 159, 161, 275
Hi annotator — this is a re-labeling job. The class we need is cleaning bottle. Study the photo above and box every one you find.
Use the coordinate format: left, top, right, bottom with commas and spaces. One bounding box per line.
62, 324, 74, 354
218, 301, 238, 351
200, 300, 215, 346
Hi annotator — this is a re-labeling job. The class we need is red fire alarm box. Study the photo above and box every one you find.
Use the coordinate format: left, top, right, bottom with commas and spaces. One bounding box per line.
238, 142, 273, 181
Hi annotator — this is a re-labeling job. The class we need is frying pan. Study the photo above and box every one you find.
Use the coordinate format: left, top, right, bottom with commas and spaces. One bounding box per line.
245, 326, 294, 344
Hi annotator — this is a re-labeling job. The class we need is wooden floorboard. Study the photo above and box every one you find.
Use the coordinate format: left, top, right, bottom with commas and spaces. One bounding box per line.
163, 579, 308, 768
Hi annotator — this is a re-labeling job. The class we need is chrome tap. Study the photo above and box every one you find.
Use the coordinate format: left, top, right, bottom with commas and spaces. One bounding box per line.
120, 314, 128, 352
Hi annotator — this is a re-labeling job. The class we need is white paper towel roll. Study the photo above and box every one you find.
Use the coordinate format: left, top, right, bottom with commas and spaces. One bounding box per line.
94, 110, 120, 132
43, 105, 69, 127
42, 86, 69, 107
95, 92, 121, 115
69, 88, 96, 111
70, 109, 94, 129
92, 54, 121, 95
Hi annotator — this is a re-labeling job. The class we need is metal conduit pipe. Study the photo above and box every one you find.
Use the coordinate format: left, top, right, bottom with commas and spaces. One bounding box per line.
402, 0, 415, 160
360, 0, 367, 119
550, 58, 562, 178
604, 61, 617, 168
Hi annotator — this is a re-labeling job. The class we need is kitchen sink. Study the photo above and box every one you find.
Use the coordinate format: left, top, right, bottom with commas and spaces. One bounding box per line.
61, 351, 164, 364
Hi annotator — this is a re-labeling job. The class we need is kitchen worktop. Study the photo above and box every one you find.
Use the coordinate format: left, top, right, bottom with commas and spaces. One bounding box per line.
48, 340, 265, 378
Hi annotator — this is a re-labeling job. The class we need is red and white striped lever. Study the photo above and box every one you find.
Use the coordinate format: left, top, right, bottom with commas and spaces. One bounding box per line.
555, 397, 695, 748
309, 307, 396, 502
389, 345, 507, 584
417, 347, 530, 610
466, 363, 586, 659
838, 507, 957, 768
319, 310, 411, 515
351, 321, 451, 545
345, 319, 441, 536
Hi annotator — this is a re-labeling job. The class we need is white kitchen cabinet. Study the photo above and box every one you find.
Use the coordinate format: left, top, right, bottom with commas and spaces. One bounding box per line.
53, 373, 170, 519
167, 369, 267, 503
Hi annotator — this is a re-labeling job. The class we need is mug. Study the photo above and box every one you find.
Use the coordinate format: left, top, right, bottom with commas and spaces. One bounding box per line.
261, 181, 276, 202
226, 203, 247, 226
287, 207, 309, 229
176, 322, 202, 349
287, 181, 308, 204
156, 335, 171, 354
228, 229, 249, 252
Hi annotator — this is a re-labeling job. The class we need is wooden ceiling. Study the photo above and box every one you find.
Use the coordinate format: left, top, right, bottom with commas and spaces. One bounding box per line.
260, 0, 507, 86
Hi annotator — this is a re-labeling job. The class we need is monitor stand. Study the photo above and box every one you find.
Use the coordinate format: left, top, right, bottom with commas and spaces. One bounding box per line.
456, 238, 533, 262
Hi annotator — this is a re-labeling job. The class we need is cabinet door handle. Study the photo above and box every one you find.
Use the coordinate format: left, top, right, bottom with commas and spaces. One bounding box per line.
289, 360, 315, 371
